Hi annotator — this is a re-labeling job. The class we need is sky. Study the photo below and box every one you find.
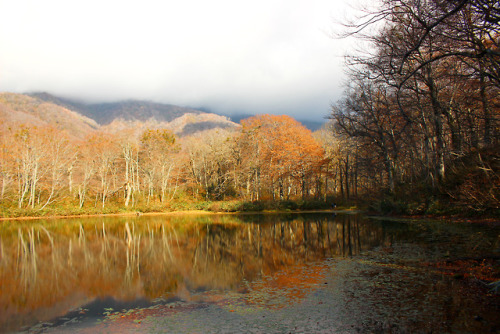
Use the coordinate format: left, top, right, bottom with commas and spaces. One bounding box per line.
0, 0, 360, 122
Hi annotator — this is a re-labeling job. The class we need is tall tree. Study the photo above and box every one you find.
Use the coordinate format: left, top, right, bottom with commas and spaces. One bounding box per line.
39, 127, 75, 209
87, 132, 120, 208
140, 129, 177, 204
331, 0, 500, 210
239, 115, 326, 200
183, 129, 236, 200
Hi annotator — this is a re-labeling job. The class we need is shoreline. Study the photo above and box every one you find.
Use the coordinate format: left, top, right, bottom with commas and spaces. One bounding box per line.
0, 210, 221, 222
0, 209, 360, 222
1, 208, 497, 226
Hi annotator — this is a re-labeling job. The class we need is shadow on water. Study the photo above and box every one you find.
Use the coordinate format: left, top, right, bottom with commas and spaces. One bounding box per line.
0, 212, 498, 333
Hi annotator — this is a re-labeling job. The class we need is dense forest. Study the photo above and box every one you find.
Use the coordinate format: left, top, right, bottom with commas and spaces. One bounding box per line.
0, 0, 498, 217
330, 0, 499, 215
0, 113, 337, 216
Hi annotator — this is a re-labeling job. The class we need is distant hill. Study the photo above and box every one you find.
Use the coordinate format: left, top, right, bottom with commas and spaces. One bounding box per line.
24, 92, 239, 136
100, 113, 238, 138
0, 92, 99, 139
9, 92, 321, 137
297, 119, 325, 132
30, 92, 205, 125
89, 101, 204, 125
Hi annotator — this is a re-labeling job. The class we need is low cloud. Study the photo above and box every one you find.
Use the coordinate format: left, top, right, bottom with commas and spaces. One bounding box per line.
0, 0, 353, 121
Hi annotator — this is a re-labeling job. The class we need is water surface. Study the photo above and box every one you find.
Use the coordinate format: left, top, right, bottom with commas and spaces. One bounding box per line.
0, 213, 498, 333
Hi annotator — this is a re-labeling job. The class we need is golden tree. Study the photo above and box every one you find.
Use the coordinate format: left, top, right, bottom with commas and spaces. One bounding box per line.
239, 115, 326, 200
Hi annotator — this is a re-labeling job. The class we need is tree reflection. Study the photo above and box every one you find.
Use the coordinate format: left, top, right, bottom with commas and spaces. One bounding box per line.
0, 213, 390, 332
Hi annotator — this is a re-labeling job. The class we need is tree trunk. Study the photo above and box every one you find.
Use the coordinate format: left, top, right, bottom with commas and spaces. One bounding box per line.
480, 72, 491, 146
339, 163, 344, 202
427, 73, 446, 182
344, 155, 350, 201
124, 182, 131, 207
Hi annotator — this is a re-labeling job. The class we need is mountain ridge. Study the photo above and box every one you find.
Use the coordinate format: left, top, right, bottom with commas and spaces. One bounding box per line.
30, 92, 325, 131
0, 92, 100, 139
1, 92, 239, 138
29, 92, 204, 125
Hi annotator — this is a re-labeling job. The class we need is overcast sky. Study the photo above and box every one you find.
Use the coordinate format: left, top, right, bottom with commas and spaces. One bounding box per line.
0, 0, 360, 122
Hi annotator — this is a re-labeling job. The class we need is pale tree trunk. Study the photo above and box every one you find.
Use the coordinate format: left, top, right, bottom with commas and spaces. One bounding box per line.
124, 182, 132, 207
160, 164, 173, 203
28, 160, 39, 209
68, 166, 73, 194
78, 185, 86, 209
122, 142, 135, 207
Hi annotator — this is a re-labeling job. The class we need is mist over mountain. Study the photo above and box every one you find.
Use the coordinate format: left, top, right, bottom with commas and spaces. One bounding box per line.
30, 92, 204, 125
1, 92, 239, 138
3, 92, 322, 137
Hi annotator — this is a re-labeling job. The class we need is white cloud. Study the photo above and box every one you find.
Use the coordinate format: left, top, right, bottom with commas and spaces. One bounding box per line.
0, 0, 355, 121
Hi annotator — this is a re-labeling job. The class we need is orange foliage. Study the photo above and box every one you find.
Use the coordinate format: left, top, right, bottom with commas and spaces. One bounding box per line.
240, 115, 326, 199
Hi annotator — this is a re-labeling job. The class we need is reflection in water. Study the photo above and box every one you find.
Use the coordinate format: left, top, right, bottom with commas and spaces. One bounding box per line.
0, 213, 498, 333
0, 213, 387, 332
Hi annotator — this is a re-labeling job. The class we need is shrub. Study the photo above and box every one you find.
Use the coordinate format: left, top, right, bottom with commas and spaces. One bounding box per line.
237, 201, 266, 212
275, 200, 298, 211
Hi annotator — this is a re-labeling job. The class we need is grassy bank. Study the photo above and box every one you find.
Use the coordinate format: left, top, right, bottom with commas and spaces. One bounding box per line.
5, 192, 495, 222
0, 199, 336, 220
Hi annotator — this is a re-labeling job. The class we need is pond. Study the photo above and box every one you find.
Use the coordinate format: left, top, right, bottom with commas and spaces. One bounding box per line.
0, 212, 498, 333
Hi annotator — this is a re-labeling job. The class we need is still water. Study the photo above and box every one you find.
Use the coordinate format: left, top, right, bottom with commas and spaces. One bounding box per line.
0, 213, 498, 333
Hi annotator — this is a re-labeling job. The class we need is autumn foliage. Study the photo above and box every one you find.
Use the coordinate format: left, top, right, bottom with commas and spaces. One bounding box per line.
330, 0, 500, 213
240, 115, 326, 201
0, 114, 332, 216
